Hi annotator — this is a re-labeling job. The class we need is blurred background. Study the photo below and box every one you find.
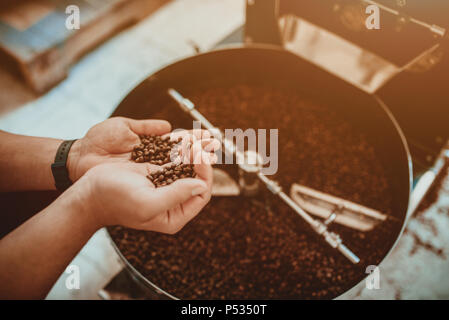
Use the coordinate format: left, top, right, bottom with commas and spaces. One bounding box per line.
0, 0, 448, 299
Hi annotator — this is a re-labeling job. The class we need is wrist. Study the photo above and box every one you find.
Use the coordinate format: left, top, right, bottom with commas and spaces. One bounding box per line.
66, 139, 82, 182
62, 176, 104, 232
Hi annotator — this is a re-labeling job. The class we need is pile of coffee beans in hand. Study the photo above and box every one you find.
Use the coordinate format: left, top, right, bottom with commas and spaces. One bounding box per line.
130, 134, 196, 187
131, 134, 182, 165
147, 163, 196, 187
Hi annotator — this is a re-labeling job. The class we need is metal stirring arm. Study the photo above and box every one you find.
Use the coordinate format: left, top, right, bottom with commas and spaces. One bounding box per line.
168, 88, 360, 264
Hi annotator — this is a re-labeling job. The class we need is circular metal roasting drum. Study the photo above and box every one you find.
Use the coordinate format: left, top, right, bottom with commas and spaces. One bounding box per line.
108, 46, 412, 300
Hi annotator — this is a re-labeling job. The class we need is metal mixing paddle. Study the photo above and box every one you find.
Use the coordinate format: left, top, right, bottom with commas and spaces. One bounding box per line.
168, 88, 360, 264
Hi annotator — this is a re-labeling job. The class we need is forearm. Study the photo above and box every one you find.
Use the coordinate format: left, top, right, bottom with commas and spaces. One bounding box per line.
0, 180, 100, 299
0, 131, 63, 191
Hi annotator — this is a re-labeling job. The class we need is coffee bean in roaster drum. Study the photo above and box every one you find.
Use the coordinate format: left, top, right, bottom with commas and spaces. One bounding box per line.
110, 84, 402, 299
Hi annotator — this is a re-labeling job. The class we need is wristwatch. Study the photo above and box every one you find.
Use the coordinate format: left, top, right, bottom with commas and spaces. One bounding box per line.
51, 140, 77, 191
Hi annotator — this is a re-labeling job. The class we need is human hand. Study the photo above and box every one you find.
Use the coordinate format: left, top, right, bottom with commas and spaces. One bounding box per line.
67, 117, 172, 182
73, 139, 216, 234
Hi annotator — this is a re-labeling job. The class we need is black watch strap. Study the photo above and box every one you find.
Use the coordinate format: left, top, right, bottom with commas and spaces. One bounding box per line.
51, 140, 77, 191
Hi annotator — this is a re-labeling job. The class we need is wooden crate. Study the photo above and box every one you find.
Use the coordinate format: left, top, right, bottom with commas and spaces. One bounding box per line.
0, 0, 170, 93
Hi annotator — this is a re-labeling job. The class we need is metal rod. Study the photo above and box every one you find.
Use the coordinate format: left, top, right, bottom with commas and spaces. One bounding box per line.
168, 88, 360, 264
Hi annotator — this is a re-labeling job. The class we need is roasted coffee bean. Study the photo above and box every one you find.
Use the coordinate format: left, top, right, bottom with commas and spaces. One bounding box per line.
111, 85, 401, 300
